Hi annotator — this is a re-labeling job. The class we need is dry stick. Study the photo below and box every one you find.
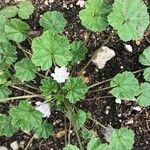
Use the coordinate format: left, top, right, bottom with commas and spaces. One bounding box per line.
89, 86, 112, 93
79, 31, 114, 75
25, 134, 35, 150
1, 95, 41, 102
64, 116, 67, 146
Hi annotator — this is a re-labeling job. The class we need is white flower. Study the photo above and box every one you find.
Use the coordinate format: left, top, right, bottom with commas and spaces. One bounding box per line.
51, 66, 70, 83
115, 98, 122, 104
124, 44, 133, 53
35, 101, 50, 118
76, 0, 85, 7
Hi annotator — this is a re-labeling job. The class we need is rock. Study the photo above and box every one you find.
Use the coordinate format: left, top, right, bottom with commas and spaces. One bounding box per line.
49, 0, 54, 3
124, 44, 133, 53
76, 0, 85, 7
132, 106, 141, 111
19, 141, 25, 148
115, 98, 122, 104
92, 46, 115, 69
0, 146, 8, 150
10, 141, 19, 150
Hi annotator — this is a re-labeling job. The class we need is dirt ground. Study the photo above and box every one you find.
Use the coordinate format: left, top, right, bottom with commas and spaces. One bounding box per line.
0, 0, 150, 149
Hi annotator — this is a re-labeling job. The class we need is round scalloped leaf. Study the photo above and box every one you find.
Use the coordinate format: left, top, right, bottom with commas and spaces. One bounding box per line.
137, 82, 150, 107
40, 77, 58, 98
70, 41, 88, 63
34, 122, 53, 139
0, 85, 11, 102
9, 100, 43, 130
14, 58, 36, 81
0, 42, 17, 65
0, 114, 18, 137
63, 144, 79, 150
79, 0, 112, 32
0, 6, 18, 18
108, 0, 149, 41
32, 30, 72, 70
18, 0, 34, 19
5, 19, 30, 42
64, 77, 88, 103
0, 16, 9, 42
39, 11, 67, 33
143, 67, 150, 82
109, 128, 135, 150
110, 71, 139, 99
87, 138, 109, 150
139, 47, 150, 66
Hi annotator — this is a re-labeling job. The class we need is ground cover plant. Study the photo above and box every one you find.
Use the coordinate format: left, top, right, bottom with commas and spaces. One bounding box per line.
0, 0, 150, 149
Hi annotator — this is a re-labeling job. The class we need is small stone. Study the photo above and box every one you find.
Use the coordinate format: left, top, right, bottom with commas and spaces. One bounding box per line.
115, 98, 122, 104
120, 66, 124, 69
49, 0, 54, 3
124, 44, 133, 53
92, 46, 115, 69
117, 113, 121, 117
19, 141, 25, 148
105, 110, 109, 114
135, 40, 141, 45
76, 0, 85, 7
126, 118, 134, 124
132, 106, 141, 111
70, 4, 73, 8
10, 141, 19, 150
0, 146, 9, 150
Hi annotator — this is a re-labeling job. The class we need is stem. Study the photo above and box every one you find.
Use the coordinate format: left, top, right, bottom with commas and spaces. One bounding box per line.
90, 117, 107, 129
79, 31, 114, 75
64, 102, 84, 150
11, 85, 35, 95
89, 86, 112, 93
64, 116, 67, 146
89, 68, 145, 89
68, 120, 72, 144
1, 94, 41, 102
25, 134, 35, 150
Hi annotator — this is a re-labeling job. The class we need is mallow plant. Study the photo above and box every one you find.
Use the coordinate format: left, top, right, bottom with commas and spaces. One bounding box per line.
0, 0, 149, 150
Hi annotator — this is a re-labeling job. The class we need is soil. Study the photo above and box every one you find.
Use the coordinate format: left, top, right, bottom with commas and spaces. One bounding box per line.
0, 0, 150, 150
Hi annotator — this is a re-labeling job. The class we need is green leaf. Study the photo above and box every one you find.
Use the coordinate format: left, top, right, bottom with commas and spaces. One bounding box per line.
107, 0, 149, 41
18, 0, 34, 19
0, 42, 16, 65
87, 138, 109, 150
0, 69, 10, 85
40, 77, 58, 98
0, 114, 18, 137
75, 109, 87, 130
64, 77, 88, 103
0, 16, 9, 42
63, 144, 79, 150
9, 100, 43, 130
5, 19, 30, 42
139, 47, 150, 66
137, 82, 150, 107
34, 122, 53, 139
79, 0, 112, 32
143, 67, 150, 82
14, 58, 36, 81
39, 11, 67, 33
110, 71, 139, 100
0, 85, 11, 101
80, 127, 93, 140
70, 41, 87, 63
32, 30, 71, 70
0, 6, 18, 18
109, 128, 135, 150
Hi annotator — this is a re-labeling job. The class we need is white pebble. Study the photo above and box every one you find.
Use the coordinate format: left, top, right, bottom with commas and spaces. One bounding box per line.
10, 141, 19, 150
132, 106, 141, 111
105, 110, 109, 114
115, 98, 122, 104
0, 146, 9, 150
76, 0, 85, 7
117, 113, 121, 117
124, 44, 133, 53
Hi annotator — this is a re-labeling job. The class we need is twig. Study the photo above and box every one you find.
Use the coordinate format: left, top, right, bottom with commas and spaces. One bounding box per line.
64, 116, 67, 146
68, 120, 72, 144
1, 94, 41, 102
25, 134, 35, 150
89, 86, 112, 93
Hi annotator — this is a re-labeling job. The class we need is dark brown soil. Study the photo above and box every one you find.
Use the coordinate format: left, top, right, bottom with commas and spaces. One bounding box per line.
0, 0, 150, 150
